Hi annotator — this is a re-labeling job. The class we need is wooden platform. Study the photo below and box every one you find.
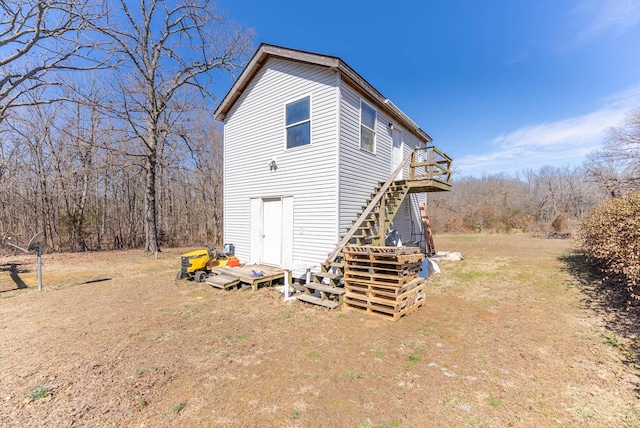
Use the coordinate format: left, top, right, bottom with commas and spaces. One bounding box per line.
210, 264, 285, 291
205, 274, 240, 290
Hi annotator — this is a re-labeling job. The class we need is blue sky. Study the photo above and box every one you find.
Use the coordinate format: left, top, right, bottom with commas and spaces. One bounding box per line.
221, 0, 640, 177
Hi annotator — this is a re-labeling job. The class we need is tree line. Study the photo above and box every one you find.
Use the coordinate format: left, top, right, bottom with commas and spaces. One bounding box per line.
0, 95, 225, 251
427, 165, 608, 234
427, 108, 640, 235
1, 0, 252, 253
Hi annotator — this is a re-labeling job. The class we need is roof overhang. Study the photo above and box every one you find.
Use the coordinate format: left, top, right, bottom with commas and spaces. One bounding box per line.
214, 43, 432, 143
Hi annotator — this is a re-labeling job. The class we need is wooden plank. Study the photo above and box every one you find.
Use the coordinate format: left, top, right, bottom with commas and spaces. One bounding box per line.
344, 272, 417, 285
344, 245, 420, 256
344, 276, 424, 293
313, 271, 343, 281
341, 244, 428, 320
346, 277, 425, 298
344, 281, 427, 314
296, 294, 340, 309
345, 259, 421, 270
305, 282, 345, 295
344, 252, 424, 264
345, 288, 423, 312
345, 295, 426, 321
345, 264, 421, 276
205, 274, 241, 290
210, 264, 284, 291
420, 203, 436, 256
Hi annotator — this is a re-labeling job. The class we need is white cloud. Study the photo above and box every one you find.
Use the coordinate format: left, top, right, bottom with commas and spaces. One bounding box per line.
456, 84, 640, 176
573, 0, 640, 43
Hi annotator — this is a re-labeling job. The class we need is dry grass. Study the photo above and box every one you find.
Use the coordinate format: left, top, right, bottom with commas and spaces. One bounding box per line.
0, 235, 638, 427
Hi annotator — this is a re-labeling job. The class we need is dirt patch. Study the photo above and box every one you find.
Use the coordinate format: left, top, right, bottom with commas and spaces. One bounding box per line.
0, 236, 638, 427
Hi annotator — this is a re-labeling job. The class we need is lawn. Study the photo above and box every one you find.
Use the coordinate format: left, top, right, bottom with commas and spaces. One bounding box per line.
0, 234, 638, 427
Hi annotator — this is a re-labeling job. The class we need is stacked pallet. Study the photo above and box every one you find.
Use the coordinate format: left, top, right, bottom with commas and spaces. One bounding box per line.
343, 245, 427, 321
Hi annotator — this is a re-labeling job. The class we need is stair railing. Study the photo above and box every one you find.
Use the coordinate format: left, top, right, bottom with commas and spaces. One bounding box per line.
326, 149, 414, 264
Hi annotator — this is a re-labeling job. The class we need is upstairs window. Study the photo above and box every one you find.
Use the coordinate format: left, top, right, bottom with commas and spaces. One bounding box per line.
360, 100, 376, 153
285, 96, 311, 149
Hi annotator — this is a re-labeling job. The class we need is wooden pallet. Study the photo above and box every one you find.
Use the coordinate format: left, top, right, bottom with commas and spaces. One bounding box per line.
344, 263, 421, 276
345, 280, 426, 309
344, 252, 424, 264
345, 276, 424, 298
368, 260, 422, 269
344, 271, 418, 285
344, 285, 427, 321
343, 245, 428, 320
345, 299, 426, 321
344, 245, 421, 256
345, 258, 421, 269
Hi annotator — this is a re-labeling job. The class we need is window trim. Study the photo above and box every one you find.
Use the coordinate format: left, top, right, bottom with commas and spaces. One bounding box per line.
359, 99, 376, 154
284, 94, 312, 150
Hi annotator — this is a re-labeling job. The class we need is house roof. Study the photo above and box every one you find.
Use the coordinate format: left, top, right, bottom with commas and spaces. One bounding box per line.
214, 43, 432, 143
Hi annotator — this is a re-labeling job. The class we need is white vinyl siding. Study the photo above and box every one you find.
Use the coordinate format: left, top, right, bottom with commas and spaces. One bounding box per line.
391, 127, 427, 246
223, 58, 338, 265
338, 83, 393, 237
223, 55, 430, 265
338, 82, 428, 245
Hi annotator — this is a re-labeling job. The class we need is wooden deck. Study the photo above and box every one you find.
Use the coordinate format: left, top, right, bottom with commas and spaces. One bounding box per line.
405, 179, 451, 193
408, 146, 452, 191
209, 264, 285, 291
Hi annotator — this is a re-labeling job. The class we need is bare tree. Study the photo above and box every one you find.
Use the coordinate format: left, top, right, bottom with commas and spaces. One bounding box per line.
93, 0, 252, 252
0, 0, 103, 122
428, 166, 605, 234
586, 107, 640, 196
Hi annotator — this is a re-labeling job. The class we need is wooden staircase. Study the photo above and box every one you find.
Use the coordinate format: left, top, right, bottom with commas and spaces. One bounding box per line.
297, 146, 452, 308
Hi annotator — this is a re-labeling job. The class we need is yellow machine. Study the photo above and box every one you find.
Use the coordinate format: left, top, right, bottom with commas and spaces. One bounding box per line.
177, 245, 236, 282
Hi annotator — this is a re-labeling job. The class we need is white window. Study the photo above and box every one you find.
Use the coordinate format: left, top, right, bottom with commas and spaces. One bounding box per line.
360, 100, 376, 153
285, 96, 311, 149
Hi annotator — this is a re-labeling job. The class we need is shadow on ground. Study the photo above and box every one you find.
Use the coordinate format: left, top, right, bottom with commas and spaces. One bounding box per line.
560, 250, 640, 396
0, 262, 29, 292
78, 278, 112, 285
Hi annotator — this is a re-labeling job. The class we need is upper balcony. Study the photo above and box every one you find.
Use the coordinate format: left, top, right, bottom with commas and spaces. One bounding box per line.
403, 146, 452, 192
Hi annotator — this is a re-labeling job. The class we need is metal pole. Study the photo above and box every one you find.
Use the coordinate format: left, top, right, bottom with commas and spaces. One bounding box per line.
36, 244, 42, 291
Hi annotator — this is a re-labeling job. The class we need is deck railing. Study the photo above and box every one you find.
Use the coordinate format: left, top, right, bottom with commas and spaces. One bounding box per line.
325, 150, 414, 264
325, 146, 452, 265
409, 146, 452, 185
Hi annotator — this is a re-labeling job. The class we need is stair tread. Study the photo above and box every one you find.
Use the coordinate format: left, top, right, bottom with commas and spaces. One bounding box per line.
313, 271, 343, 280
296, 294, 340, 309
305, 282, 345, 295
327, 176, 411, 265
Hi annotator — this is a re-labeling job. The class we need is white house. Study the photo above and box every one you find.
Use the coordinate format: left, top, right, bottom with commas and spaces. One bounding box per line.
214, 44, 450, 269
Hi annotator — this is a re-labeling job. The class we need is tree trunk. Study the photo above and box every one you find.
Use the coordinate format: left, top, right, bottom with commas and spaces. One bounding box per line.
145, 151, 159, 253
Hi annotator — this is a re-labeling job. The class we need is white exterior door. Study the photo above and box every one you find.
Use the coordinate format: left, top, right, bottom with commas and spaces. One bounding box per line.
262, 198, 282, 265
391, 128, 403, 180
